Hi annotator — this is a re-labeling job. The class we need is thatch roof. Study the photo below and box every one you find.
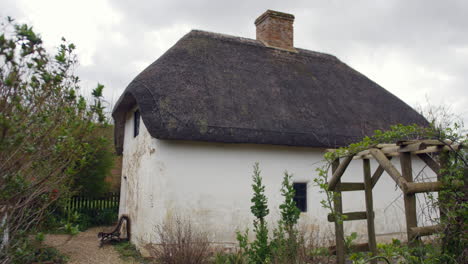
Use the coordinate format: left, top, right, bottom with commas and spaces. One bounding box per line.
113, 30, 427, 155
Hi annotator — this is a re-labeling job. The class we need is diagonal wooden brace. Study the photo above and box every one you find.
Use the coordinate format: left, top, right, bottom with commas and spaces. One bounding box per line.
369, 148, 408, 192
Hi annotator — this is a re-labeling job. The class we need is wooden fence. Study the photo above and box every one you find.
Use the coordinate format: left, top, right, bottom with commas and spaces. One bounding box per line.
67, 192, 120, 212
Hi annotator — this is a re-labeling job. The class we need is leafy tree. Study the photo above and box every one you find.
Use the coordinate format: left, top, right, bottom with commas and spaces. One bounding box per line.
0, 17, 107, 262
278, 172, 301, 231
72, 125, 114, 197
249, 162, 270, 263
270, 172, 302, 263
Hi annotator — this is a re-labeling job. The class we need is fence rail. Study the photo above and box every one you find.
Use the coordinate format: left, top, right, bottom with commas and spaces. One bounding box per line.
67, 192, 120, 212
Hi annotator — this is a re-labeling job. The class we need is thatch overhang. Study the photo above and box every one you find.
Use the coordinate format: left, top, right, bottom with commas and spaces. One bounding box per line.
112, 30, 427, 155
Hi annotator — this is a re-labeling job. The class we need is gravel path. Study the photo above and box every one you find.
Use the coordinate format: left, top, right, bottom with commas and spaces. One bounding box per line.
45, 227, 138, 264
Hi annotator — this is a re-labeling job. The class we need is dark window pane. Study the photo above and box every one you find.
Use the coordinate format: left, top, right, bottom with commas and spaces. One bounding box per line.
293, 183, 307, 212
134, 110, 140, 137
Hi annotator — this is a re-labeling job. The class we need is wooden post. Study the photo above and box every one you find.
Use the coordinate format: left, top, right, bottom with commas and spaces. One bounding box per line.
363, 159, 377, 263
438, 152, 449, 222
332, 159, 345, 264
329, 156, 354, 190
401, 152, 419, 246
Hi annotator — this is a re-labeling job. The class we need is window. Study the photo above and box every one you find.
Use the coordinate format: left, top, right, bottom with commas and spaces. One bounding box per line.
134, 110, 140, 137
293, 183, 307, 212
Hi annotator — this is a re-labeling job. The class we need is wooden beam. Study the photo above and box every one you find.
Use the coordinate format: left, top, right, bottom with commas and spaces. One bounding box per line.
354, 152, 400, 160
398, 142, 427, 152
397, 139, 452, 146
371, 157, 392, 188
327, 211, 370, 222
380, 146, 399, 153
405, 182, 443, 194
413, 144, 462, 154
369, 148, 408, 191
354, 143, 462, 160
401, 152, 419, 246
410, 225, 443, 237
355, 149, 371, 158
332, 159, 345, 264
417, 153, 441, 175
335, 182, 365, 192
355, 146, 399, 159
363, 159, 377, 262
376, 143, 398, 148
328, 156, 353, 191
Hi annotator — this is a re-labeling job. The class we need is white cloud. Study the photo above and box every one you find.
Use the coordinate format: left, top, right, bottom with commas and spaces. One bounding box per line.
14, 0, 123, 65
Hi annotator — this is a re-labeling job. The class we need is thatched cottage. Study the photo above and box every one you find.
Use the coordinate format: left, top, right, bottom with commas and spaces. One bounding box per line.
112, 10, 431, 250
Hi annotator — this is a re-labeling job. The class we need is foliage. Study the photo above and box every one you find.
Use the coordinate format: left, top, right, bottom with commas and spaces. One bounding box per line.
114, 241, 151, 263
72, 140, 113, 196
344, 232, 358, 252
72, 125, 115, 197
270, 172, 302, 263
9, 232, 68, 264
278, 172, 301, 229
41, 194, 119, 234
66, 205, 118, 230
245, 163, 271, 263
313, 118, 467, 263
0, 17, 107, 262
237, 164, 306, 264
348, 239, 454, 264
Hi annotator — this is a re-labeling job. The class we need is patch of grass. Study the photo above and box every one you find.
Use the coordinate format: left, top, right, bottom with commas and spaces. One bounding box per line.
113, 241, 152, 263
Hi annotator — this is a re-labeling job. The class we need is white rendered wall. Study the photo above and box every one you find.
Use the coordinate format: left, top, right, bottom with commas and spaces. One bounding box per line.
119, 111, 438, 249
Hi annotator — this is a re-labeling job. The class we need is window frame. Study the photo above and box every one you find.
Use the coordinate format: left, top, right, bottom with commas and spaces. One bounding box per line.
134, 110, 140, 137
293, 182, 307, 212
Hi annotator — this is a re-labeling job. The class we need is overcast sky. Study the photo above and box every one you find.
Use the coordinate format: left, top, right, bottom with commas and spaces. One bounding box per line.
2, 0, 467, 125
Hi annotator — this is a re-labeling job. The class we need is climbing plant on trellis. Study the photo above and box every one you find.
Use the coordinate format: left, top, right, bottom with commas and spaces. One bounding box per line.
323, 138, 464, 264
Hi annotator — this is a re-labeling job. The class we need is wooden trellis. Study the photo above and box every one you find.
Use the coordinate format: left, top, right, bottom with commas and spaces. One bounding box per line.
326, 140, 462, 264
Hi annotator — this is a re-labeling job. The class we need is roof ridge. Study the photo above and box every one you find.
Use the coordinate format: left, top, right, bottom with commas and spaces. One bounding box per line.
187, 29, 339, 61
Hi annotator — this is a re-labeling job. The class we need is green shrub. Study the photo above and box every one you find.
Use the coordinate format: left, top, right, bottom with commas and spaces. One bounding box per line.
114, 241, 151, 263
72, 127, 115, 198
237, 164, 306, 264
9, 234, 68, 264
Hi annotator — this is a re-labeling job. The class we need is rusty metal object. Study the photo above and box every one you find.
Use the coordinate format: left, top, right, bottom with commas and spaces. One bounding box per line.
98, 215, 131, 247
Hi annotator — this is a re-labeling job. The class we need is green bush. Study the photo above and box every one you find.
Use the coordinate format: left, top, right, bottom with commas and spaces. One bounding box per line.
72, 126, 115, 198
114, 241, 147, 262
10, 233, 68, 264
61, 208, 118, 233
237, 164, 305, 264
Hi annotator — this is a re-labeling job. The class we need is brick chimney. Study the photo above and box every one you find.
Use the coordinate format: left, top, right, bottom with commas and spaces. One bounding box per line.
255, 10, 295, 51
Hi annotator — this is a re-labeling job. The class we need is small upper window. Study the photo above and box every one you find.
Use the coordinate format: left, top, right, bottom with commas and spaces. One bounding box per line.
293, 183, 307, 212
134, 110, 140, 137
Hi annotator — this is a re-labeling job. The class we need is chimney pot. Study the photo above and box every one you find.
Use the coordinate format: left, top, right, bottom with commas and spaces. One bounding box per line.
255, 10, 295, 51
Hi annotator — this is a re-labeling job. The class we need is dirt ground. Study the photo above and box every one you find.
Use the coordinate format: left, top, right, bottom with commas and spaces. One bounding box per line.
44, 227, 138, 264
